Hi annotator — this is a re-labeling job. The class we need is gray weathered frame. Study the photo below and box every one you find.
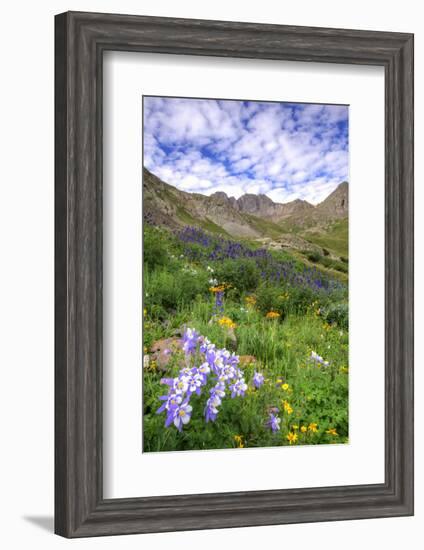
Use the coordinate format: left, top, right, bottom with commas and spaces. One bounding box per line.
55, 11, 414, 538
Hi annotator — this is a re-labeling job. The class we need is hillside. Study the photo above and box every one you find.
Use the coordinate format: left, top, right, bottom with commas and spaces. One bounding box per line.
143, 167, 348, 261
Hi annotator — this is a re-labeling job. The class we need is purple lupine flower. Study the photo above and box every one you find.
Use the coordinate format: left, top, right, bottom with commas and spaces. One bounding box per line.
214, 291, 224, 315
252, 371, 265, 388
266, 413, 281, 432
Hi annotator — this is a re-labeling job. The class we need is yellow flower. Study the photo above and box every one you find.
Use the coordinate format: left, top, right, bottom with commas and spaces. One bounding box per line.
266, 310, 280, 319
209, 284, 226, 293
149, 360, 157, 372
300, 426, 308, 433
282, 383, 289, 391
234, 435, 244, 448
282, 400, 293, 415
286, 432, 298, 445
291, 424, 299, 431
245, 295, 257, 306
218, 316, 237, 329
326, 428, 338, 436
308, 422, 318, 433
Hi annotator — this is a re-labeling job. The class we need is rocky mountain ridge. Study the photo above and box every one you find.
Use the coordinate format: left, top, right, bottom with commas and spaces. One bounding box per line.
143, 167, 348, 239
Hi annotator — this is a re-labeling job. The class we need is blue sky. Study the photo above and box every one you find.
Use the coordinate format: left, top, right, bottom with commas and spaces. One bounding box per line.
143, 97, 348, 205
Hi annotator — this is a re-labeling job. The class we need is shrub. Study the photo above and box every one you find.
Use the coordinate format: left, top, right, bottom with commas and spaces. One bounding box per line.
144, 267, 210, 316
321, 302, 349, 330
213, 258, 260, 294
307, 251, 322, 263
143, 226, 170, 270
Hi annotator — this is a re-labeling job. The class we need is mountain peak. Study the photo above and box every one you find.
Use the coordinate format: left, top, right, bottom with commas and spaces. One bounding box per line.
143, 167, 348, 237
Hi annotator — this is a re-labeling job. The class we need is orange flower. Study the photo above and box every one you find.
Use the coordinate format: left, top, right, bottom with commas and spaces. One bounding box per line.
266, 311, 280, 319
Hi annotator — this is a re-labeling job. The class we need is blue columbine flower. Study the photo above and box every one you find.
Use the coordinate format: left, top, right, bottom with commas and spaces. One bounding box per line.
229, 378, 248, 398
266, 413, 281, 432
182, 327, 200, 355
252, 371, 265, 388
157, 328, 260, 430
172, 401, 193, 431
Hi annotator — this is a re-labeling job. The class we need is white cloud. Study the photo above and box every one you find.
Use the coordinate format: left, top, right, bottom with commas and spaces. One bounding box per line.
143, 97, 348, 205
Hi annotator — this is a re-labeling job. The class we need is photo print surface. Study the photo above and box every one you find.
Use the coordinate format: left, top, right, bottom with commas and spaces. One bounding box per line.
142, 96, 349, 452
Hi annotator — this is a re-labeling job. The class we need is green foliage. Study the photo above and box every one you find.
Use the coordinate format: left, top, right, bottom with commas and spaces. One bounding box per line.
144, 267, 210, 317
306, 251, 322, 263
321, 302, 349, 330
143, 226, 349, 451
319, 256, 349, 274
302, 218, 349, 258
214, 258, 260, 294
143, 226, 171, 269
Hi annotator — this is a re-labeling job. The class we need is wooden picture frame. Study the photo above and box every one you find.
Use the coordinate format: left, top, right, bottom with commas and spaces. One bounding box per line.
55, 11, 414, 538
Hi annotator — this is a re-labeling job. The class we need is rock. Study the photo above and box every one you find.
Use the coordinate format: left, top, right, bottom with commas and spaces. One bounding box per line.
149, 337, 182, 371
226, 327, 237, 350
239, 355, 257, 366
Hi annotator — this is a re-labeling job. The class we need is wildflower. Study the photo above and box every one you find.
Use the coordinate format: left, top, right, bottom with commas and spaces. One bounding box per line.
309, 351, 329, 367
206, 266, 214, 273
229, 378, 248, 398
213, 290, 224, 315
186, 371, 204, 396
234, 434, 244, 448
266, 310, 280, 319
300, 426, 307, 433
209, 284, 227, 293
182, 328, 200, 355
266, 413, 281, 432
326, 428, 338, 436
198, 362, 211, 382
156, 393, 183, 415
286, 432, 298, 445
308, 422, 318, 433
173, 401, 193, 431
149, 359, 157, 372
282, 400, 293, 415
218, 316, 237, 329
252, 371, 265, 388
281, 383, 289, 391
291, 424, 299, 431
245, 295, 257, 306
275, 376, 284, 387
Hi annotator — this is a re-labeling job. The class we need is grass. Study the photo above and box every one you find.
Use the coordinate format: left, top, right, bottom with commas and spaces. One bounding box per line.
302, 218, 349, 258
143, 224, 348, 452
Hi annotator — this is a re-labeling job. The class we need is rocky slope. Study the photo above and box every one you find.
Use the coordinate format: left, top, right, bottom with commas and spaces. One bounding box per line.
143, 167, 348, 239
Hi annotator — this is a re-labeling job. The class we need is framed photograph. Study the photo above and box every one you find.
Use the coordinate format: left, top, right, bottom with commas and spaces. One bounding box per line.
55, 11, 414, 537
